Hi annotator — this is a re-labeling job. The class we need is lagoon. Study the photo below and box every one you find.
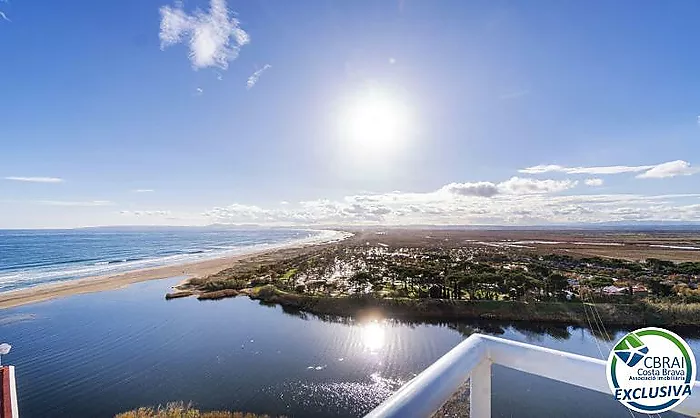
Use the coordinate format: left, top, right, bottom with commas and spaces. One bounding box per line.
0, 277, 697, 418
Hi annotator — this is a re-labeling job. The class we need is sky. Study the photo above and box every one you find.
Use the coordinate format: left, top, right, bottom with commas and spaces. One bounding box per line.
1, 0, 699, 228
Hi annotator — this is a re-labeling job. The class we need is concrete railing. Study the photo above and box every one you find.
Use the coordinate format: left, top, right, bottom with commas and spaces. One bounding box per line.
365, 334, 700, 418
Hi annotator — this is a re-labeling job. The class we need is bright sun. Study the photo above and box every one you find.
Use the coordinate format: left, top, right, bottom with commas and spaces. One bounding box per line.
339, 89, 411, 155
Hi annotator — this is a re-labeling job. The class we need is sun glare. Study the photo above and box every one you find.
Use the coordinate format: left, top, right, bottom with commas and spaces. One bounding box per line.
362, 321, 386, 352
339, 89, 411, 156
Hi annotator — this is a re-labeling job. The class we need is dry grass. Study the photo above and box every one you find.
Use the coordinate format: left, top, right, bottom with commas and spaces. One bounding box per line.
115, 402, 285, 418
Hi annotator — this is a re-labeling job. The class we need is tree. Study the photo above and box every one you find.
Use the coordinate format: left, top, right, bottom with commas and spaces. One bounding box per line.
428, 285, 443, 299
445, 273, 463, 299
647, 279, 674, 298
477, 272, 500, 300
349, 271, 373, 293
646, 258, 675, 274
546, 273, 570, 297
459, 274, 478, 300
529, 263, 551, 279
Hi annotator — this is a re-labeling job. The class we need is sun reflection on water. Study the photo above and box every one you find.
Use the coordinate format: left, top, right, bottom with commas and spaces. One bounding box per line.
362, 320, 386, 352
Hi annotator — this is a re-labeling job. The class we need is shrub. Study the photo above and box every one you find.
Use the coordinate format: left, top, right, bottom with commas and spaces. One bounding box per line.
249, 277, 270, 287
115, 402, 285, 418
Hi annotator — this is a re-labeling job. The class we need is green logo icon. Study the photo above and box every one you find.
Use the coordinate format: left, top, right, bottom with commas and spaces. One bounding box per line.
613, 333, 649, 367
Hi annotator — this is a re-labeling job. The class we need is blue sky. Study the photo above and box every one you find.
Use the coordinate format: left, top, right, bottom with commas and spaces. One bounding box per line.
1, 0, 699, 228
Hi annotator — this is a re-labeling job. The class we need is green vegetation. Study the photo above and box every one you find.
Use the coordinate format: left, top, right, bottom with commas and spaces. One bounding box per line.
180, 241, 700, 326
281, 268, 297, 279
115, 402, 284, 418
244, 285, 700, 326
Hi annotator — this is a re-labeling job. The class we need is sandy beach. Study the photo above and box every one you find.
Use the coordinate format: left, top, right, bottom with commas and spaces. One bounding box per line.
0, 229, 351, 310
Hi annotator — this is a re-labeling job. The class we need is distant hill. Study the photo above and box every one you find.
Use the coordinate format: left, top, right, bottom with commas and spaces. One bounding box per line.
68, 222, 700, 232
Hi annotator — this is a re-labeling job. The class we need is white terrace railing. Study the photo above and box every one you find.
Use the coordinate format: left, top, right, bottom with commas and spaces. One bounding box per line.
365, 334, 700, 418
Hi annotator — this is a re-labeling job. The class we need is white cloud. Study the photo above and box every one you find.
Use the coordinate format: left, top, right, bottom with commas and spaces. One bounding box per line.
4, 176, 64, 183
202, 178, 624, 226
159, 0, 250, 70
520, 160, 698, 179
247, 64, 271, 89
133, 189, 154, 193
201, 187, 700, 225
439, 177, 576, 197
584, 178, 604, 186
38, 200, 112, 207
636, 160, 699, 179
0, 11, 9, 22
497, 177, 577, 194
439, 182, 499, 197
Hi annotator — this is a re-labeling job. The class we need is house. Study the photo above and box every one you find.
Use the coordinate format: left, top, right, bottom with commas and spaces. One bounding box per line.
602, 285, 627, 296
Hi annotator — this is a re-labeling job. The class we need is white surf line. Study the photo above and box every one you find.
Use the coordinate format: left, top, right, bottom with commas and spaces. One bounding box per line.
0, 229, 353, 295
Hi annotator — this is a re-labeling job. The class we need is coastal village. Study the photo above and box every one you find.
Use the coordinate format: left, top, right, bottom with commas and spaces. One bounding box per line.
184, 230, 700, 314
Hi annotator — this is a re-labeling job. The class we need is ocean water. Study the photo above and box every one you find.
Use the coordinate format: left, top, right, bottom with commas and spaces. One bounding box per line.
0, 277, 697, 418
0, 228, 336, 292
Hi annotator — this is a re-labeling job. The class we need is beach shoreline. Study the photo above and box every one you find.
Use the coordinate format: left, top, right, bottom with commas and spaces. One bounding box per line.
0, 229, 352, 310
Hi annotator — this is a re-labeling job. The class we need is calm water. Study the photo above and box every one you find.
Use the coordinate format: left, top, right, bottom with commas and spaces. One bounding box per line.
0, 228, 332, 292
0, 278, 698, 417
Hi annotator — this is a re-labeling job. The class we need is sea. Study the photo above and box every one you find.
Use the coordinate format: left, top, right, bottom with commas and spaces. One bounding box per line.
0, 228, 341, 293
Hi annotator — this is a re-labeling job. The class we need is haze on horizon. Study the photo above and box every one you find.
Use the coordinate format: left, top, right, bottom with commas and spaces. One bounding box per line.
1, 0, 699, 229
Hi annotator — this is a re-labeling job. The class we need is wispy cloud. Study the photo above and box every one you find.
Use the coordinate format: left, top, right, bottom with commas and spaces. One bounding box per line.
159, 0, 250, 70
520, 160, 698, 179
4, 176, 64, 183
584, 178, 604, 186
246, 64, 271, 89
636, 160, 699, 179
0, 0, 9, 23
133, 189, 154, 193
520, 163, 653, 175
37, 200, 113, 207
120, 210, 171, 216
